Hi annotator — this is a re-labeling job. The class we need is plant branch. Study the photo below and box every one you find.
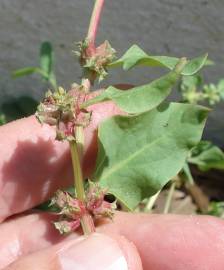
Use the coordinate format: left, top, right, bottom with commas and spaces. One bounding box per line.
183, 163, 195, 185
87, 0, 105, 49
70, 140, 85, 201
68, 0, 106, 235
183, 163, 209, 213
163, 181, 176, 214
146, 191, 160, 212
70, 138, 95, 235
75, 126, 85, 160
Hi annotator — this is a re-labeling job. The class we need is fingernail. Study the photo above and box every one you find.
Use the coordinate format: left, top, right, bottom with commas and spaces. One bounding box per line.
58, 233, 128, 270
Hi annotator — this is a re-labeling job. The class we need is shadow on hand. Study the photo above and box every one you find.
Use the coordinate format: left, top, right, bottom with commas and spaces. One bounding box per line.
1, 137, 72, 219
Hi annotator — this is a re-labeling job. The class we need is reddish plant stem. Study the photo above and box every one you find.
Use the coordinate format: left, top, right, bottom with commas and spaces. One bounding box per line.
87, 0, 105, 52
81, 214, 96, 235
71, 1, 106, 235
82, 0, 105, 90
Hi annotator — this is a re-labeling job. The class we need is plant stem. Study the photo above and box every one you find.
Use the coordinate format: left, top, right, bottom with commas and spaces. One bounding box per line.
146, 191, 160, 212
183, 163, 209, 213
174, 57, 188, 74
87, 0, 105, 49
69, 137, 95, 235
69, 0, 105, 235
82, 0, 105, 88
70, 141, 85, 201
163, 181, 176, 214
183, 163, 195, 185
75, 126, 85, 160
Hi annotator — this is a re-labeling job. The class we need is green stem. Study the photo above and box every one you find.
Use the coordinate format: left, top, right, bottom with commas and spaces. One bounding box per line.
163, 181, 176, 214
70, 140, 85, 201
183, 162, 195, 185
174, 57, 188, 74
146, 191, 160, 212
75, 126, 85, 160
70, 136, 95, 235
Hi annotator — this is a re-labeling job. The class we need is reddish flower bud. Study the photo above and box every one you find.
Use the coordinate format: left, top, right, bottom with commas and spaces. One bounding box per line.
92, 200, 116, 219
51, 190, 86, 220
86, 182, 116, 219
36, 87, 92, 142
51, 185, 116, 234
76, 39, 116, 82
50, 190, 68, 208
54, 219, 80, 234
86, 182, 107, 211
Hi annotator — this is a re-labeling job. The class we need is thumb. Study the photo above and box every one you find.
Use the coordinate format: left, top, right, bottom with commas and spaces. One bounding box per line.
4, 233, 143, 270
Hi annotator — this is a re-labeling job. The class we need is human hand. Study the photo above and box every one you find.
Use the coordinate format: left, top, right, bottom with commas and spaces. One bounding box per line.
0, 97, 223, 269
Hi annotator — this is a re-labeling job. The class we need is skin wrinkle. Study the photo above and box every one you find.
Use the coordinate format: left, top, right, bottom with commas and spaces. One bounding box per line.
0, 194, 9, 223
0, 238, 21, 269
0, 222, 21, 269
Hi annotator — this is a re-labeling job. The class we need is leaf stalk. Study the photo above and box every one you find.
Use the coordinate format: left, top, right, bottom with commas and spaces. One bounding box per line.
163, 181, 176, 214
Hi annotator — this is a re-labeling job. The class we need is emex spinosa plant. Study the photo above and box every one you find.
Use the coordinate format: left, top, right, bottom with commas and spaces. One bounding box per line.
15, 0, 212, 235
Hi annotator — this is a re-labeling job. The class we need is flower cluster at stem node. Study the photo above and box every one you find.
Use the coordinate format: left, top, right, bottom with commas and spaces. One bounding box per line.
75, 39, 116, 83
51, 182, 116, 234
36, 85, 91, 141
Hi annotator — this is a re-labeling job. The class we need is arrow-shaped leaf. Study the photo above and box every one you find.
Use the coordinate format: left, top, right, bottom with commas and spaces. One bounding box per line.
94, 102, 208, 210
109, 45, 208, 76
82, 59, 187, 114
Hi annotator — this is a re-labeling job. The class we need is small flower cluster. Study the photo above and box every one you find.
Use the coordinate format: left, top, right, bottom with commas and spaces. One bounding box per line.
52, 182, 116, 234
36, 86, 91, 141
180, 75, 224, 105
75, 39, 116, 82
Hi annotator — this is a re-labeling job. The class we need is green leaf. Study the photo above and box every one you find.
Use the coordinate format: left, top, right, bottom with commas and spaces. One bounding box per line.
188, 141, 224, 171
12, 67, 40, 78
109, 45, 208, 76
94, 102, 208, 210
40, 41, 54, 79
82, 64, 185, 114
